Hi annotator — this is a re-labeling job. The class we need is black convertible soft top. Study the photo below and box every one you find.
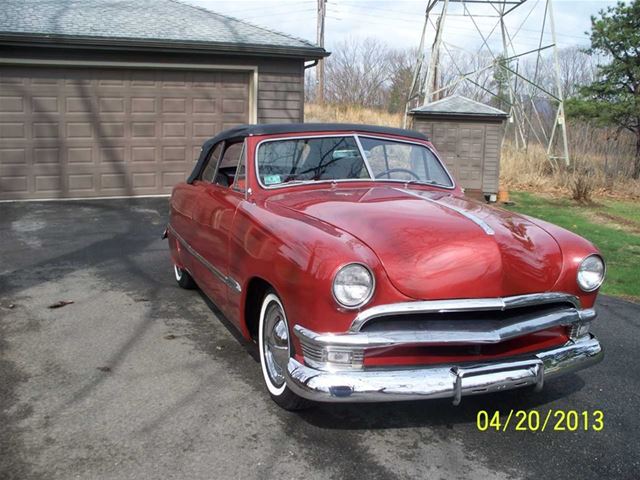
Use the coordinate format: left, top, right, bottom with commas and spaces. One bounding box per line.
187, 123, 429, 183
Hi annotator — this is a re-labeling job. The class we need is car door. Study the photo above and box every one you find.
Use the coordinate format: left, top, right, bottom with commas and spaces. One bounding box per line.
191, 140, 246, 316
170, 141, 222, 274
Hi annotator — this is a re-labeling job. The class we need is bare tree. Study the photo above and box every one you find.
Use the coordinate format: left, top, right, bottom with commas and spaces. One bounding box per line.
310, 39, 601, 125
304, 68, 317, 103
555, 47, 600, 98
324, 38, 393, 107
386, 48, 415, 113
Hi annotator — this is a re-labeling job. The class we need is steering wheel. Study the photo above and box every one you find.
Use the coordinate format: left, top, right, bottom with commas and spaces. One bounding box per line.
215, 170, 231, 187
375, 168, 421, 180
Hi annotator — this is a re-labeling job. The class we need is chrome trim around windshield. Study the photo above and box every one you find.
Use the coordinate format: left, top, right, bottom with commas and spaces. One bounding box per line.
349, 292, 582, 332
253, 133, 456, 191
168, 224, 242, 293
396, 187, 495, 235
353, 134, 376, 180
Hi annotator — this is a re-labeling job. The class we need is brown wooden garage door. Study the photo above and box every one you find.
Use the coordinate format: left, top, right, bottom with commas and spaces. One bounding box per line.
0, 65, 250, 200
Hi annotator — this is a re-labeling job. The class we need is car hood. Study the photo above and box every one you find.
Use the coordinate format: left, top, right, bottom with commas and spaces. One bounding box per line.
268, 186, 563, 299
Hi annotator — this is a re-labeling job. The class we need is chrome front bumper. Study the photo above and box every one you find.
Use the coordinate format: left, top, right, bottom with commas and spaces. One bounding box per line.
285, 334, 603, 404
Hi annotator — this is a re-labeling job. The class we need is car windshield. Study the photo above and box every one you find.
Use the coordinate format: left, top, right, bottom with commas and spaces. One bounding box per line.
257, 136, 369, 186
256, 135, 452, 188
359, 136, 453, 187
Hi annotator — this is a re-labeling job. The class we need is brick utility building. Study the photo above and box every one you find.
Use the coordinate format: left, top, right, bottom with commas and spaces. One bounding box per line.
410, 95, 508, 201
0, 0, 327, 200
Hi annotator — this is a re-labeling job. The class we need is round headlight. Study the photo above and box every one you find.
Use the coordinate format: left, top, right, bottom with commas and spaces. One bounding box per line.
577, 255, 605, 292
332, 263, 374, 308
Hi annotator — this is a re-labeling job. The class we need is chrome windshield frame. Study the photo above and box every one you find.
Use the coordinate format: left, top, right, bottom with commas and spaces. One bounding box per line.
253, 133, 456, 191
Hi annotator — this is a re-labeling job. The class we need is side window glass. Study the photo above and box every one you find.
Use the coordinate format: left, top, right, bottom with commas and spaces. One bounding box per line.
201, 143, 223, 183
214, 141, 244, 188
231, 144, 247, 193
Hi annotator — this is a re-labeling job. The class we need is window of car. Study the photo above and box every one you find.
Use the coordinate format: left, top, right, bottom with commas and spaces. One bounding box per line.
200, 142, 223, 183
231, 144, 247, 193
256, 136, 369, 187
359, 137, 453, 187
214, 141, 244, 188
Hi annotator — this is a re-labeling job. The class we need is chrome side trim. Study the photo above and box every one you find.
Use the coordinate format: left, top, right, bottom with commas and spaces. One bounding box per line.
350, 292, 582, 332
395, 187, 495, 235
296, 306, 591, 349
167, 224, 242, 293
285, 334, 603, 403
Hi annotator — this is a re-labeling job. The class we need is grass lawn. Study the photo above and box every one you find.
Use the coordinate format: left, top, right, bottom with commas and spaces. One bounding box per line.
504, 192, 640, 302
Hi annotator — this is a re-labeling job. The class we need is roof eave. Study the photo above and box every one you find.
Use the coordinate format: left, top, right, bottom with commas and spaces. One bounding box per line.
0, 32, 329, 60
409, 110, 509, 120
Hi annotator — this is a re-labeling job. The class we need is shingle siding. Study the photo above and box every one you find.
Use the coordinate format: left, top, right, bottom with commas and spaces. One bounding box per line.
257, 68, 304, 123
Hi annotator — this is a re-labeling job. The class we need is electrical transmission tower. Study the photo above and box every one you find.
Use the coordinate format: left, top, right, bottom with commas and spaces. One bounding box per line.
404, 0, 570, 166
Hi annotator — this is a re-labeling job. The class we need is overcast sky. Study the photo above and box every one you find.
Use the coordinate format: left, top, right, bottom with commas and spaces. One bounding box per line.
190, 0, 620, 54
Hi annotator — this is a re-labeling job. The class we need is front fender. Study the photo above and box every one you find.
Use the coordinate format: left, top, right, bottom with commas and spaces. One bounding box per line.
522, 215, 603, 308
228, 200, 412, 340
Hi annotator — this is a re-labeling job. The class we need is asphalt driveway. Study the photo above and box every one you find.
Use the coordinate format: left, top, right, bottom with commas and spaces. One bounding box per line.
1, 198, 639, 480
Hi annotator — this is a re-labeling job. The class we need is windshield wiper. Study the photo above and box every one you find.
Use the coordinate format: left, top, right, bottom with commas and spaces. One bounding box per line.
280, 178, 319, 186
403, 179, 445, 187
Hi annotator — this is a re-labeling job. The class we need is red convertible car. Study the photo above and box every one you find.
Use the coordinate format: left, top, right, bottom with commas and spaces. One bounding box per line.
166, 123, 604, 410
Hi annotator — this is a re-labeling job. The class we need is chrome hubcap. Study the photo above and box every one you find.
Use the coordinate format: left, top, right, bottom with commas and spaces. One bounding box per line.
174, 265, 183, 281
263, 302, 289, 388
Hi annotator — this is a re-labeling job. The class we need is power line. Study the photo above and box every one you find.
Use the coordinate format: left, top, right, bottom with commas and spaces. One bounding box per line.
242, 8, 317, 20
328, 4, 589, 41
325, 13, 585, 47
219, 1, 315, 15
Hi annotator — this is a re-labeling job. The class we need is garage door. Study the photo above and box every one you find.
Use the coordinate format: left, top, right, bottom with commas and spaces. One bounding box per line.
0, 65, 251, 200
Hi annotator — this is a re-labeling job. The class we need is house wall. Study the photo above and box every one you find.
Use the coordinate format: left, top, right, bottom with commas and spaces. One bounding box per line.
0, 45, 306, 199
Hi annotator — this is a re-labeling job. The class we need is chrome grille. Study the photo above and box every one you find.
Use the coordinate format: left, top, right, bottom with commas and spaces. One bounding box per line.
360, 302, 576, 333
293, 293, 596, 371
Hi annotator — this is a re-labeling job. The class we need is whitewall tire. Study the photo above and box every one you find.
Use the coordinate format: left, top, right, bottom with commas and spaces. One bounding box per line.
174, 264, 196, 289
258, 290, 309, 410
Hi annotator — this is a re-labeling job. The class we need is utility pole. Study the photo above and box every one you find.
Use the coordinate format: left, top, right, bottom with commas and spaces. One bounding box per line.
316, 0, 327, 104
